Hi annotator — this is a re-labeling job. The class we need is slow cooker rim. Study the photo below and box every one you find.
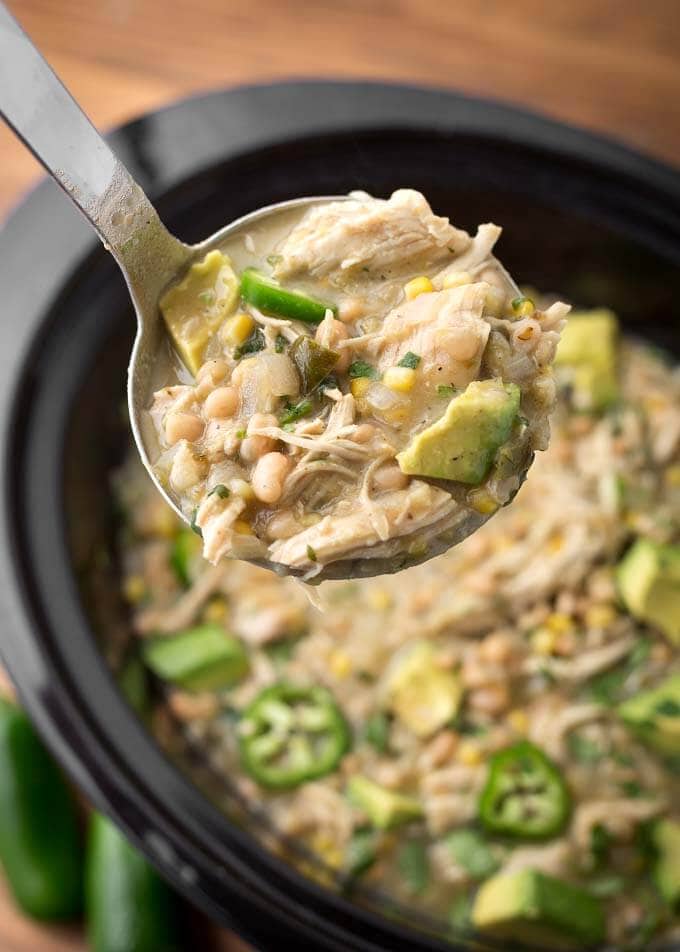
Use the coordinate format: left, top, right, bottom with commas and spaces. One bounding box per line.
1, 80, 680, 952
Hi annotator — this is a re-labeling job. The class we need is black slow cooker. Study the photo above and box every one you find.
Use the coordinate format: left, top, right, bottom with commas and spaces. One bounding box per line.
1, 82, 680, 951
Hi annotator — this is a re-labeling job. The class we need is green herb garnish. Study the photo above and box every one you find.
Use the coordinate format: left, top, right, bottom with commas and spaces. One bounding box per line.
307, 545, 318, 563
446, 829, 500, 880
397, 840, 429, 894
344, 828, 377, 880
363, 712, 391, 753
208, 484, 230, 499
280, 398, 314, 426
568, 733, 603, 764
234, 327, 265, 359
397, 352, 421, 369
348, 360, 378, 380
274, 334, 287, 353
437, 384, 457, 397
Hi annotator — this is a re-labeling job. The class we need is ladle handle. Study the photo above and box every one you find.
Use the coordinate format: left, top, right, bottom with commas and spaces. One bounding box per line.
0, 2, 189, 304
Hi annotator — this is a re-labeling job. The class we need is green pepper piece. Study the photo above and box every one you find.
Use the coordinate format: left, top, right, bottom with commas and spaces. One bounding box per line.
241, 269, 336, 324
289, 335, 339, 393
169, 527, 203, 587
238, 682, 350, 789
0, 698, 82, 920
86, 812, 180, 952
142, 624, 249, 692
478, 741, 570, 839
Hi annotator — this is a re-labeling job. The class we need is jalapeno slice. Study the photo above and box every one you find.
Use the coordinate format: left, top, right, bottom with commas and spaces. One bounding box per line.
478, 741, 570, 839
240, 269, 336, 324
238, 682, 351, 789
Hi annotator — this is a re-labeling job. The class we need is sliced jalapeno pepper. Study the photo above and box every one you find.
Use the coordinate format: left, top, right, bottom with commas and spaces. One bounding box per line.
289, 335, 339, 393
241, 269, 336, 324
478, 741, 570, 840
238, 682, 350, 789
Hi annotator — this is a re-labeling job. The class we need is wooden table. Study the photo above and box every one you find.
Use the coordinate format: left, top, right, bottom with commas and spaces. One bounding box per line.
1, 1, 679, 948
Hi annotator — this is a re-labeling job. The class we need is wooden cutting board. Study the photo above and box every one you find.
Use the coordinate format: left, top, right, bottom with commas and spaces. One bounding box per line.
0, 1, 678, 947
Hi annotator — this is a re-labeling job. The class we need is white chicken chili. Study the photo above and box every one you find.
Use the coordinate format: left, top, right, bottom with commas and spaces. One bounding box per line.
149, 190, 568, 578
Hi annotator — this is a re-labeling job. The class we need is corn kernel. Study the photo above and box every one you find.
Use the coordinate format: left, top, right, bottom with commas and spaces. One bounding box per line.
458, 741, 483, 766
222, 312, 255, 347
545, 612, 573, 634
404, 276, 433, 300
468, 489, 499, 515
508, 709, 529, 734
233, 519, 253, 535
123, 575, 146, 604
511, 296, 535, 318
547, 532, 564, 552
442, 270, 473, 290
665, 464, 680, 487
229, 478, 256, 502
328, 650, 353, 679
203, 597, 227, 623
531, 627, 557, 656
584, 604, 617, 630
367, 588, 392, 612
383, 366, 416, 393
351, 377, 371, 398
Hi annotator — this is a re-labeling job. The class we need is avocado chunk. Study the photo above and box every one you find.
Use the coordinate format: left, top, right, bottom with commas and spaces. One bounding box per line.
652, 819, 680, 907
383, 641, 462, 737
347, 776, 423, 830
617, 538, 680, 643
142, 624, 249, 693
397, 379, 521, 485
618, 673, 680, 756
160, 250, 239, 374
554, 308, 619, 411
472, 869, 605, 949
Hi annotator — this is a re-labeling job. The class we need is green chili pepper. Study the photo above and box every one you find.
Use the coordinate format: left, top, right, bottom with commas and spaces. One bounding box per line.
241, 269, 336, 324
86, 813, 180, 952
238, 682, 350, 789
0, 698, 82, 920
289, 335, 339, 393
478, 741, 570, 839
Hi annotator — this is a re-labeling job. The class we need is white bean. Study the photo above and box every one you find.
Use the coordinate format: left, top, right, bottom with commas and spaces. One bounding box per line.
204, 386, 239, 419
446, 325, 482, 362
337, 297, 364, 324
252, 452, 292, 504
352, 423, 377, 444
241, 413, 279, 463
372, 462, 409, 492
165, 412, 204, 445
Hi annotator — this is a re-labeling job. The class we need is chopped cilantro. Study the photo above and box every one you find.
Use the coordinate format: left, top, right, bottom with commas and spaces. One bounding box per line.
348, 360, 378, 380
306, 545, 317, 563
344, 828, 377, 880
397, 840, 429, 894
280, 398, 313, 426
234, 327, 265, 359
437, 384, 457, 397
446, 829, 499, 880
656, 698, 680, 717
208, 484, 230, 499
397, 351, 421, 369
363, 712, 390, 753
568, 733, 603, 763
274, 334, 287, 353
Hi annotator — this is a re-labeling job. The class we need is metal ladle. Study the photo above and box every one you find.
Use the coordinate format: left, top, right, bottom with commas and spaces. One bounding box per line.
0, 3, 525, 581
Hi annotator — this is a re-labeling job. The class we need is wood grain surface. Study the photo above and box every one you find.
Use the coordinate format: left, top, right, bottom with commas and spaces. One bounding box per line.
1, 1, 679, 949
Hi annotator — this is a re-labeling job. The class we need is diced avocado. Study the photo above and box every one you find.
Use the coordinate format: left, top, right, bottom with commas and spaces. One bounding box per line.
471, 869, 605, 949
383, 641, 462, 738
652, 819, 680, 907
554, 308, 619, 411
160, 250, 238, 374
142, 624, 249, 693
617, 538, 680, 643
347, 776, 423, 830
618, 673, 680, 756
397, 379, 521, 485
